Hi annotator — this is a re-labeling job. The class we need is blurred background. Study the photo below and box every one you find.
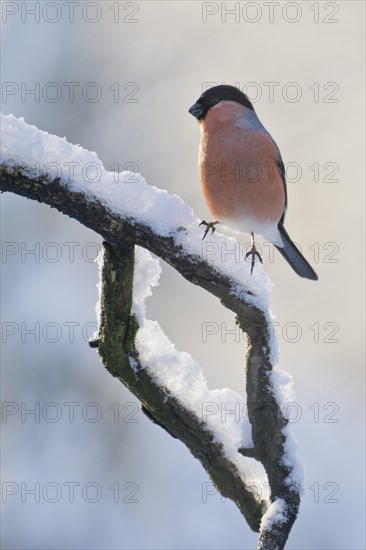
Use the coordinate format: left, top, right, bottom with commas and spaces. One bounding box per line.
1, 1, 365, 548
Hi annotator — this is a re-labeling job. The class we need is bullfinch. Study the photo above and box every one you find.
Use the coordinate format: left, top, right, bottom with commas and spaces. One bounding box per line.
189, 84, 318, 281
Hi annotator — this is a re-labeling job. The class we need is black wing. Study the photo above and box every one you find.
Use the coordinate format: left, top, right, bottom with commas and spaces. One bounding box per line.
275, 152, 287, 225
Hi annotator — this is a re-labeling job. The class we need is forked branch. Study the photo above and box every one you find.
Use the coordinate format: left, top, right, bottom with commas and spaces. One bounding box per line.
1, 159, 301, 549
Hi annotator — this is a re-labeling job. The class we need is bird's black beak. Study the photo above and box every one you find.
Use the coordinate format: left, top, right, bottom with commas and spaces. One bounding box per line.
188, 102, 205, 121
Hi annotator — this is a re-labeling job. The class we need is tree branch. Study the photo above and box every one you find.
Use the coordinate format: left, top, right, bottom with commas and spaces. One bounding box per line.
1, 157, 301, 548
95, 240, 267, 530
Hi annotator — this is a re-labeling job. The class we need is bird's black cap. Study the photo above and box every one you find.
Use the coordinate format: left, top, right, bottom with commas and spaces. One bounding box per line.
189, 85, 254, 121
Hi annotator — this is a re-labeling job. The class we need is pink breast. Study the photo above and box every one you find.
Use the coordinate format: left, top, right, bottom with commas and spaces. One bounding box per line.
199, 123, 286, 225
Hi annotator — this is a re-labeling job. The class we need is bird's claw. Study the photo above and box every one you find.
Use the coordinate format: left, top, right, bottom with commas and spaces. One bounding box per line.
199, 220, 220, 240
245, 245, 263, 274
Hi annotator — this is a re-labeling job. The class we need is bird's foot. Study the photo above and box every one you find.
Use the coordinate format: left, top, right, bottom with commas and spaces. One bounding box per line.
245, 244, 263, 274
199, 220, 220, 240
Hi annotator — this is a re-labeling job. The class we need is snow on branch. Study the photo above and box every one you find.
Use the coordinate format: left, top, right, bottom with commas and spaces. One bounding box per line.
0, 114, 302, 549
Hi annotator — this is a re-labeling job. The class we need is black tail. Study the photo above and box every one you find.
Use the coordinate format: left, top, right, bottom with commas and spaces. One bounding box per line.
275, 223, 318, 281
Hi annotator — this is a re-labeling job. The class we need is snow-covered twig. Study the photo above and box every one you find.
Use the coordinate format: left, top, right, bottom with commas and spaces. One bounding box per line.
0, 114, 302, 549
